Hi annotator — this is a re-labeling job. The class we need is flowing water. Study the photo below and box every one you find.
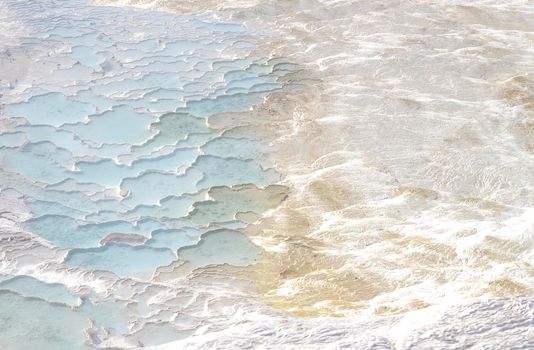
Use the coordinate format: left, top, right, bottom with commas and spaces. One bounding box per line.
1, 0, 534, 349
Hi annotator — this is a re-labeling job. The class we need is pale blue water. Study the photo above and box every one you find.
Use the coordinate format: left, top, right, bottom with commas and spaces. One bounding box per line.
0, 292, 92, 350
147, 227, 203, 251
63, 105, 156, 145
0, 0, 296, 347
66, 243, 178, 278
0, 276, 80, 307
6, 92, 97, 126
72, 147, 200, 187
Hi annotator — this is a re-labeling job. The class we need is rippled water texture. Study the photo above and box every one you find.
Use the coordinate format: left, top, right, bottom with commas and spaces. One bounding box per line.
2, 0, 534, 349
